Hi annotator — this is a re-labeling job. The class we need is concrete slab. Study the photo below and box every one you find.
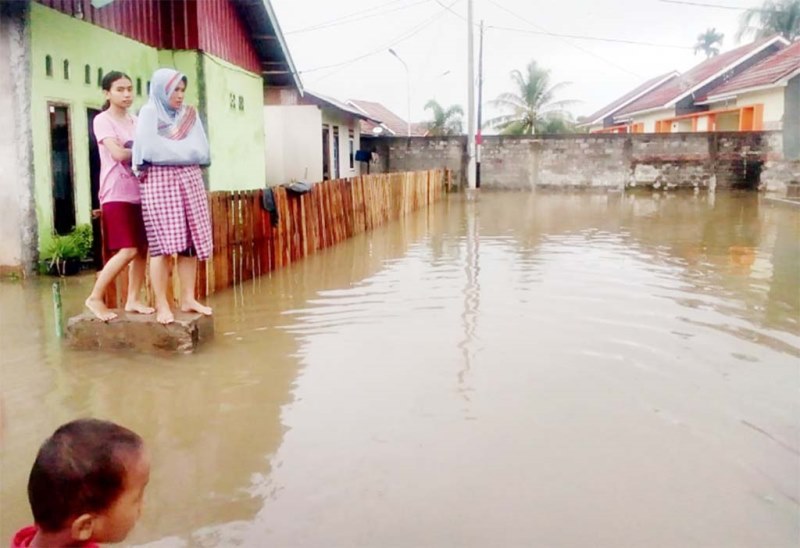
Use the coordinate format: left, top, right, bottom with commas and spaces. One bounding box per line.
66, 311, 214, 354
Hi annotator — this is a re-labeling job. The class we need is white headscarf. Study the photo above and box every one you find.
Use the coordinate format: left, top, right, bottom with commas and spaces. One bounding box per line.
133, 68, 210, 169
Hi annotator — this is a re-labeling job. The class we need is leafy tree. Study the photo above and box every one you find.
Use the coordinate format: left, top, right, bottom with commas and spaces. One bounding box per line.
424, 100, 464, 136
695, 28, 724, 58
484, 60, 575, 135
737, 0, 800, 42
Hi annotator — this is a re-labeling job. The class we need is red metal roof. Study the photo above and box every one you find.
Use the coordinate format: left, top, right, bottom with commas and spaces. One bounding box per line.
582, 71, 678, 125
347, 99, 428, 136
616, 36, 786, 117
37, 0, 165, 47
35, 0, 295, 81
198, 0, 260, 74
705, 40, 800, 99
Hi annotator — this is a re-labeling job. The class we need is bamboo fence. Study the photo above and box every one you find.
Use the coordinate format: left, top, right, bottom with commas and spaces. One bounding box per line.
103, 169, 449, 307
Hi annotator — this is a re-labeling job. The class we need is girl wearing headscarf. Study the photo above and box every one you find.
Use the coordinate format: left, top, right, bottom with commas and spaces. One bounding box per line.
133, 68, 213, 325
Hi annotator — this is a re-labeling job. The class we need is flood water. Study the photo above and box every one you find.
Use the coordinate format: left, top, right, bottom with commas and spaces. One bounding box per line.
1, 192, 798, 547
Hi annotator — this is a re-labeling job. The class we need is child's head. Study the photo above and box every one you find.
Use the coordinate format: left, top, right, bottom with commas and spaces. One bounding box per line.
27, 418, 149, 544
101, 71, 133, 111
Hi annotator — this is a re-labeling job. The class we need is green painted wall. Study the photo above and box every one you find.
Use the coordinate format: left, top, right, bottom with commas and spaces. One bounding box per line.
156, 50, 200, 106
30, 4, 268, 254
202, 53, 266, 191
30, 3, 158, 251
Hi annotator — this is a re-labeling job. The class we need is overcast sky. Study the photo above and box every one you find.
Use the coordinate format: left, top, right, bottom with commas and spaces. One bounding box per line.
271, 0, 762, 126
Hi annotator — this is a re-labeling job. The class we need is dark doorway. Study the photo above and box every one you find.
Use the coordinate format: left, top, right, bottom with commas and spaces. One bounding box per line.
49, 104, 76, 235
333, 126, 340, 179
87, 108, 103, 269
322, 125, 330, 180
742, 160, 763, 191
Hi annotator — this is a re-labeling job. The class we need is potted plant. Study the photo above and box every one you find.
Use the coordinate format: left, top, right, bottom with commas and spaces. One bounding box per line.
44, 224, 93, 276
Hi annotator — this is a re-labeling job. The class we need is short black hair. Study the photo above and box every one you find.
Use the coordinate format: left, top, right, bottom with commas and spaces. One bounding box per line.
27, 418, 143, 532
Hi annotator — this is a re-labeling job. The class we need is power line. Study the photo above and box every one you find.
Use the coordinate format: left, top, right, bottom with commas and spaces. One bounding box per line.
658, 0, 787, 12
301, 0, 463, 81
285, 0, 432, 35
488, 25, 694, 50
439, 0, 692, 48
433, 0, 471, 23
285, 0, 409, 34
485, 0, 644, 78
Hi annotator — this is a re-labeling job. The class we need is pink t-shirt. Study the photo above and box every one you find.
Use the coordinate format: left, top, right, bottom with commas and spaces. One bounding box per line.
94, 111, 141, 205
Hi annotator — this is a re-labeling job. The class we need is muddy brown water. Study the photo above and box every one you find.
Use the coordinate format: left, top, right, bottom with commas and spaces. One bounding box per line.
1, 193, 798, 547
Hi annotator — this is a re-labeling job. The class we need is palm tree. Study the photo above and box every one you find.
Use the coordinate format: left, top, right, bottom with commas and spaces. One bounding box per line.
484, 60, 575, 135
424, 100, 464, 136
695, 28, 724, 58
737, 0, 800, 42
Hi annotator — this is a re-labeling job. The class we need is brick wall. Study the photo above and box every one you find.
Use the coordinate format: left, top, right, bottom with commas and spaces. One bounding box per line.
363, 131, 790, 193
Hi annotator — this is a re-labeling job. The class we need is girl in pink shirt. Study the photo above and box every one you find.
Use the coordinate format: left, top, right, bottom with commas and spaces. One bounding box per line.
84, 72, 153, 320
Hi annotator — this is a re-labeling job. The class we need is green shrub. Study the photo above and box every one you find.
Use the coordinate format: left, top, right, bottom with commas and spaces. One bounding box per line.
73, 224, 93, 258
44, 224, 93, 274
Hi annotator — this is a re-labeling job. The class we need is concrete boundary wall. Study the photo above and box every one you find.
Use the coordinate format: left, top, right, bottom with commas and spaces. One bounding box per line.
364, 131, 794, 194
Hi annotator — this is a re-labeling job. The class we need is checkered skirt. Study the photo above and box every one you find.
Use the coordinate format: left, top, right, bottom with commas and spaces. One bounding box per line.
140, 165, 213, 260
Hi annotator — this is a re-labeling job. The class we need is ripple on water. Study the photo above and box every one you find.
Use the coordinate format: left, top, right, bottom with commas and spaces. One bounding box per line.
1, 193, 798, 547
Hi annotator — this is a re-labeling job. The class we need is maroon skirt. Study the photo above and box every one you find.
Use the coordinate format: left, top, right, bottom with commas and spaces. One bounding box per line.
101, 201, 148, 251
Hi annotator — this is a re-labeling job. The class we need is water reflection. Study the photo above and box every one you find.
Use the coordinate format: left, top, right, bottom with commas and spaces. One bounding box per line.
1, 193, 797, 547
458, 199, 480, 410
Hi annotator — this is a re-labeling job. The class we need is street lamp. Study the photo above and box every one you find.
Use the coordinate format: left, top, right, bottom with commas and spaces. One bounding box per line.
388, 48, 411, 137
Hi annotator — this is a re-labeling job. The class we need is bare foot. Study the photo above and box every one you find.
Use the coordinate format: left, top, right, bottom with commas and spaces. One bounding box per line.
85, 298, 117, 321
180, 299, 213, 316
156, 306, 174, 325
125, 301, 155, 315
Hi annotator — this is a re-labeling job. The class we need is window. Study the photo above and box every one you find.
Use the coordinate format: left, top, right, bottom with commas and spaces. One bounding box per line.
229, 93, 236, 109
84, 64, 91, 84
238, 95, 244, 111
348, 129, 354, 170
63, 59, 70, 80
97, 67, 103, 87
45, 55, 53, 77
146, 81, 151, 95
136, 78, 142, 96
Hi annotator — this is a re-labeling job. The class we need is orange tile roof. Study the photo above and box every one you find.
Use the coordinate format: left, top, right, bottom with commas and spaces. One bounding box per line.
705, 40, 800, 99
347, 99, 428, 136
616, 36, 787, 118
582, 71, 678, 125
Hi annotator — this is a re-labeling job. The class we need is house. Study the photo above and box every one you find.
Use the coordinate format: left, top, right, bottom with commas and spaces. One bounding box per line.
586, 36, 789, 134
264, 88, 381, 184
0, 0, 298, 274
347, 99, 429, 137
698, 40, 800, 132
614, 36, 789, 132
581, 71, 678, 133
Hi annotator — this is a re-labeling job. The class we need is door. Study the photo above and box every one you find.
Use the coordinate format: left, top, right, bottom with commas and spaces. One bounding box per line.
49, 104, 76, 235
322, 125, 330, 181
333, 126, 340, 179
87, 108, 103, 269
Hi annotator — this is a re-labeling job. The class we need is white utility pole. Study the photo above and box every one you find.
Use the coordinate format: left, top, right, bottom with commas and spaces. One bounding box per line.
466, 0, 476, 190
389, 48, 411, 137
476, 19, 484, 189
